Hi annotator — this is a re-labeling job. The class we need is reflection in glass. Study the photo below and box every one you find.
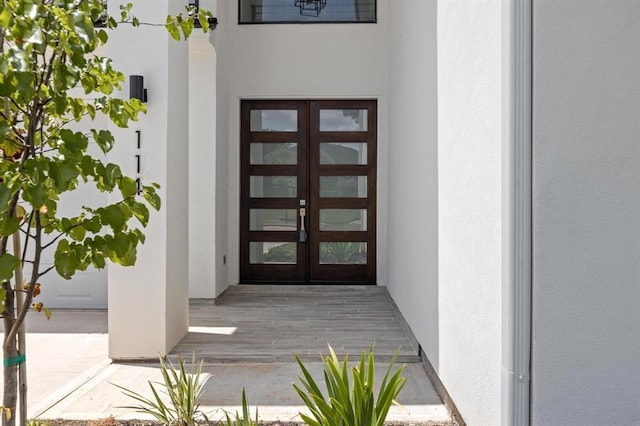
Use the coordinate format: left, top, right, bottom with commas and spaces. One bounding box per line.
239, 0, 376, 23
250, 110, 297, 132
320, 209, 367, 231
320, 110, 368, 132
250, 176, 297, 198
250, 143, 297, 165
250, 209, 297, 231
319, 242, 367, 265
320, 176, 367, 198
250, 242, 297, 264
320, 143, 367, 165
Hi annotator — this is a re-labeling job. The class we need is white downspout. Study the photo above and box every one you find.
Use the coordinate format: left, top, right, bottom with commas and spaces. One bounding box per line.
502, 0, 532, 425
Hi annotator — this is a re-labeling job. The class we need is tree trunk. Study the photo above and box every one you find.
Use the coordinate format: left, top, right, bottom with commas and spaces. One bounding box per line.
3, 288, 17, 426
3, 344, 18, 426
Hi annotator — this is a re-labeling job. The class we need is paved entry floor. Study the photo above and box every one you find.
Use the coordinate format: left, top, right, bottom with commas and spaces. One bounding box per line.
172, 285, 421, 363
12, 285, 453, 424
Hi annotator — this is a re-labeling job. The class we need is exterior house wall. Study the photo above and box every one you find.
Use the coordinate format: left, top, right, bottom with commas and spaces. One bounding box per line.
437, 1, 503, 424
531, 1, 640, 424
386, 0, 439, 369
212, 0, 390, 294
107, 0, 189, 358
38, 113, 109, 309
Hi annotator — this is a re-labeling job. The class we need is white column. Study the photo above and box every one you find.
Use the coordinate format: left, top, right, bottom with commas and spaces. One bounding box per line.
188, 35, 216, 299
107, 0, 189, 359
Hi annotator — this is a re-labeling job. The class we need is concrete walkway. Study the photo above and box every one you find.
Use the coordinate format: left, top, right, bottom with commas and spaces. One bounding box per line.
4, 285, 453, 424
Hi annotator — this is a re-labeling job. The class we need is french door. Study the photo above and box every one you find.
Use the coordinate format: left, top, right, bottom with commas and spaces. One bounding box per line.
240, 100, 377, 284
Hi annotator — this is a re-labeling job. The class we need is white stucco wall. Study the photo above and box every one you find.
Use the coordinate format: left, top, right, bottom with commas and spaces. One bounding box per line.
212, 0, 389, 292
107, 0, 189, 358
188, 34, 217, 299
386, 0, 439, 368
532, 1, 640, 424
38, 114, 109, 309
437, 1, 503, 424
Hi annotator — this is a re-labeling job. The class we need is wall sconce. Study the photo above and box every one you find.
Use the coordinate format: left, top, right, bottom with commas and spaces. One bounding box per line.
188, 0, 218, 30
129, 75, 148, 103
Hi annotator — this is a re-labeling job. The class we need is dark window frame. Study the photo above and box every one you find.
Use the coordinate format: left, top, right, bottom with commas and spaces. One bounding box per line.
237, 0, 377, 25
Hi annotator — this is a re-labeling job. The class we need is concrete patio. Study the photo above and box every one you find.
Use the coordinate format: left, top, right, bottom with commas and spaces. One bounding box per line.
8, 285, 453, 424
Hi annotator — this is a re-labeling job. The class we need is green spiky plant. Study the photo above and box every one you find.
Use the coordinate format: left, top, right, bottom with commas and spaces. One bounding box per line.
293, 345, 407, 426
114, 355, 208, 426
223, 389, 258, 426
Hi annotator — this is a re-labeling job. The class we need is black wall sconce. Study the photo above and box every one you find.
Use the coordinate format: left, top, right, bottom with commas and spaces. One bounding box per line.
188, 0, 218, 29
129, 75, 148, 103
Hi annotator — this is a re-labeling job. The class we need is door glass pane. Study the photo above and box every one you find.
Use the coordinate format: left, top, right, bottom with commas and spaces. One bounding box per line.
319, 242, 367, 265
251, 143, 297, 165
250, 242, 297, 264
250, 110, 297, 132
320, 209, 367, 231
320, 176, 367, 198
320, 109, 368, 131
250, 209, 297, 231
320, 143, 367, 165
250, 176, 297, 198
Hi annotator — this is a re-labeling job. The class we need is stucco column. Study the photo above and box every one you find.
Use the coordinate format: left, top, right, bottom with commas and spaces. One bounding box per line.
107, 0, 189, 359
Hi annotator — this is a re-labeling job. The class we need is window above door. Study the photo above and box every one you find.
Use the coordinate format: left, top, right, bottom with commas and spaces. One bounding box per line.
239, 0, 376, 24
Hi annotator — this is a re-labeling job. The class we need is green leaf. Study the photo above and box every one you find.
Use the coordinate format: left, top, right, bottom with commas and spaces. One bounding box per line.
119, 176, 137, 198
143, 187, 161, 210
0, 123, 10, 142
97, 29, 109, 44
102, 163, 122, 188
0, 216, 20, 237
72, 11, 95, 44
108, 233, 136, 266
101, 204, 126, 232
0, 8, 12, 28
0, 253, 19, 282
54, 239, 77, 279
91, 252, 106, 269
68, 225, 86, 242
0, 184, 15, 213
23, 184, 48, 210
49, 162, 79, 192
92, 129, 115, 153
180, 19, 193, 39
85, 217, 101, 233
130, 201, 149, 227
165, 19, 180, 41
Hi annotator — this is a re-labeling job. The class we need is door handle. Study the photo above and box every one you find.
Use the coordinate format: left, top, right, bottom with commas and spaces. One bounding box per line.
299, 207, 307, 242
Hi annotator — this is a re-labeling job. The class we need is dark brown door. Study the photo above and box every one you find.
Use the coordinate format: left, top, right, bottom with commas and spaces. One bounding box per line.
240, 100, 376, 284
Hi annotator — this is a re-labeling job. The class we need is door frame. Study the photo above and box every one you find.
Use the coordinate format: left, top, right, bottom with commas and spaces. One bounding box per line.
239, 99, 377, 284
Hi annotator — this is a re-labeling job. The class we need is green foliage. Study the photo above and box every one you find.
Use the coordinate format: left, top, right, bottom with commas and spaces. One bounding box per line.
0, 0, 160, 292
165, 4, 215, 41
223, 389, 258, 426
26, 421, 49, 426
293, 345, 407, 426
114, 355, 208, 426
0, 0, 214, 424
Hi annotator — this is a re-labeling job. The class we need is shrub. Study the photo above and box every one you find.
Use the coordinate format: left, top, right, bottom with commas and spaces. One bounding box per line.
114, 355, 207, 426
293, 345, 407, 426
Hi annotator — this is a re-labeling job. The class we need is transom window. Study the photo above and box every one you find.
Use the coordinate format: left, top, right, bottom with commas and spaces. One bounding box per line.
239, 0, 376, 24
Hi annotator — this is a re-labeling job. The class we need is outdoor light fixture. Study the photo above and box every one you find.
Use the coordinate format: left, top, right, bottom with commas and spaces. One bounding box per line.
188, 0, 219, 29
295, 0, 327, 16
129, 75, 147, 103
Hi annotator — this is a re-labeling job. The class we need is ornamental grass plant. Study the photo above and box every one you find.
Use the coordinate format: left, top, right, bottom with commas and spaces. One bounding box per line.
223, 389, 258, 426
114, 355, 207, 426
293, 345, 407, 426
